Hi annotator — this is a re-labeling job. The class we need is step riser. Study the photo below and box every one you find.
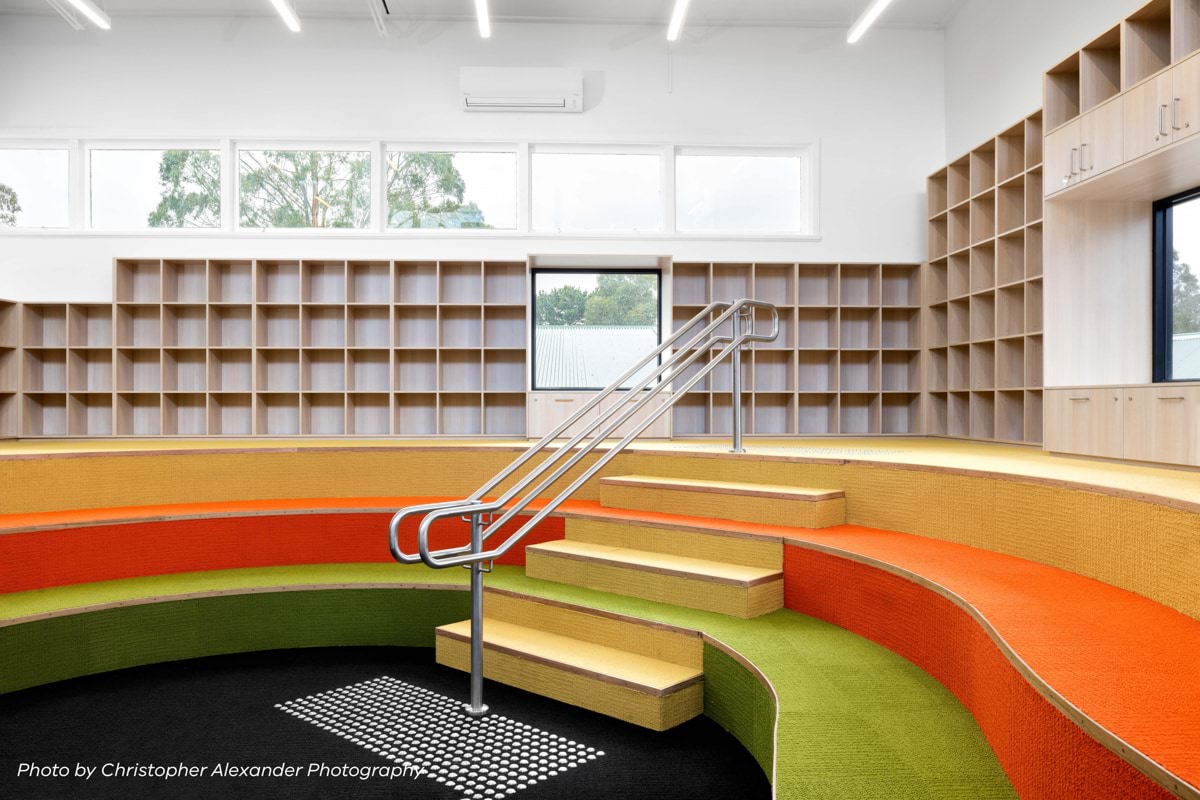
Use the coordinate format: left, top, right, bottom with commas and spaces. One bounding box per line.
565, 517, 782, 570
435, 635, 703, 732
525, 551, 784, 619
484, 591, 702, 669
599, 483, 845, 529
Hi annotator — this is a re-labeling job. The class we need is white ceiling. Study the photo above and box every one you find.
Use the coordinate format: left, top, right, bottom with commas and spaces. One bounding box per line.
0, 0, 969, 29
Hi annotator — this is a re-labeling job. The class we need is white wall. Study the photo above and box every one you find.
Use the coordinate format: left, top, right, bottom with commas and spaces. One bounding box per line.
944, 0, 1146, 158
0, 14, 944, 301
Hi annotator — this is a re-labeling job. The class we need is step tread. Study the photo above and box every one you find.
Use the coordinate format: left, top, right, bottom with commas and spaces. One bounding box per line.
601, 474, 844, 502
436, 618, 703, 695
527, 539, 782, 587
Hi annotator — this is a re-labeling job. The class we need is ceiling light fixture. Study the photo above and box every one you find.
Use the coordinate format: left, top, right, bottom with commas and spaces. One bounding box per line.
45, 0, 84, 30
268, 0, 301, 32
847, 0, 895, 44
366, 0, 388, 38
60, 0, 110, 30
667, 0, 691, 41
475, 0, 491, 38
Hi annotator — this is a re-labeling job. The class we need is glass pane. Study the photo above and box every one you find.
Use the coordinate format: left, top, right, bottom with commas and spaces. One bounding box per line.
0, 149, 69, 228
387, 151, 516, 229
533, 271, 660, 390
239, 149, 371, 229
91, 149, 221, 229
1172, 197, 1200, 380
532, 153, 661, 233
676, 153, 806, 233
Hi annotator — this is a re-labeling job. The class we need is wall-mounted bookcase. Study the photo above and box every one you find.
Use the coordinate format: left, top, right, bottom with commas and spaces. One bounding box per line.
7, 259, 528, 437
670, 262, 922, 437
926, 110, 1045, 445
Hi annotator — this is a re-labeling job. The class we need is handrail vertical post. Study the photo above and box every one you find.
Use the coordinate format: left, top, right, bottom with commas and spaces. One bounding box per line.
465, 512, 488, 717
730, 307, 746, 454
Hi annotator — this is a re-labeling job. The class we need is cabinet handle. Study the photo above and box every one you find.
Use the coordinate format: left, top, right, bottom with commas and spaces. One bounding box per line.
1068, 396, 1090, 401
1070, 147, 1079, 176
1173, 98, 1189, 131
1159, 104, 1170, 138
1158, 396, 1187, 401
554, 398, 575, 403
1080, 143, 1090, 172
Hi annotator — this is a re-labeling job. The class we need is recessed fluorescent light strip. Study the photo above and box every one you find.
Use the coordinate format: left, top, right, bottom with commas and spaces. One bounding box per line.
847, 0, 895, 44
667, 0, 691, 41
61, 0, 110, 29
475, 0, 491, 38
268, 0, 301, 32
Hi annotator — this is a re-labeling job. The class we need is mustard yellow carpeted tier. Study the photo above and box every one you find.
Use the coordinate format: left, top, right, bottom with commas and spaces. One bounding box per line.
598, 475, 846, 529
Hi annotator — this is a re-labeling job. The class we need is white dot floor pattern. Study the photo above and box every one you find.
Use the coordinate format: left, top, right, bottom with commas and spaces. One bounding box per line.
277, 676, 605, 800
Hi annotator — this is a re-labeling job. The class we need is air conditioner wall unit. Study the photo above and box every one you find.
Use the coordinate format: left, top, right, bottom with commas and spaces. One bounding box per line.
460, 67, 584, 113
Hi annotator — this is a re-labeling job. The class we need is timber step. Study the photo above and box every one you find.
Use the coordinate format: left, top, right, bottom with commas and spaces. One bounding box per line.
524, 539, 784, 618
598, 475, 846, 529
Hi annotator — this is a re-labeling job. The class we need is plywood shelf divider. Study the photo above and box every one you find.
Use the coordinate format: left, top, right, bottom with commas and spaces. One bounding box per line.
1125, 0, 1173, 88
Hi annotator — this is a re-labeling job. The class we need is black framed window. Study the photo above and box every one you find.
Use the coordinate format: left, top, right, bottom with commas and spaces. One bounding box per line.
531, 269, 662, 391
1154, 188, 1200, 381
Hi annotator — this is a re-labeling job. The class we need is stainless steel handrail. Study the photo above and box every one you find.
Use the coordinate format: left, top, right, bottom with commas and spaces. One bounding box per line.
388, 299, 778, 716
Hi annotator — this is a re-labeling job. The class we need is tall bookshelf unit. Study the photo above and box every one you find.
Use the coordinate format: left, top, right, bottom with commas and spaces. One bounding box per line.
926, 111, 1045, 445
669, 263, 924, 437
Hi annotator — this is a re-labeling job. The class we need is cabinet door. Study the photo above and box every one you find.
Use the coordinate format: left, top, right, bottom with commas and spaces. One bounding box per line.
526, 392, 599, 439
1044, 388, 1124, 458
600, 392, 672, 439
1079, 98, 1124, 179
1044, 120, 1081, 195
1172, 54, 1200, 144
1123, 386, 1199, 465
1124, 73, 1173, 162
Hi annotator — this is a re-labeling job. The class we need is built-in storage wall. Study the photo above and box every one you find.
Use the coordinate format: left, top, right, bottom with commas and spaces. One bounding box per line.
926, 111, 1045, 445
669, 263, 924, 437
10, 259, 529, 437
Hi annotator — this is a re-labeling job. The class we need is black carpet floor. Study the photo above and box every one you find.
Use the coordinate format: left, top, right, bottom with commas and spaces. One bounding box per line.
0, 647, 770, 800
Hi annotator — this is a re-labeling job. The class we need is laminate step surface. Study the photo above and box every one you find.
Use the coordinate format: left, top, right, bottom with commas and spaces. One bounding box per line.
601, 475, 845, 502
526, 539, 781, 587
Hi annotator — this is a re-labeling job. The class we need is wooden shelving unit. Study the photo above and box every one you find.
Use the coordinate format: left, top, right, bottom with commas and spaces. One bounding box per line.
9, 259, 528, 437
670, 263, 922, 437
926, 110, 1044, 445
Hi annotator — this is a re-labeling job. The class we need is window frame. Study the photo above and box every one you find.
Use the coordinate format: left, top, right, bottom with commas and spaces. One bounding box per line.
85, 140, 223, 232
530, 267, 664, 392
0, 140, 72, 230
383, 142, 521, 232
673, 144, 815, 236
1152, 185, 1200, 382
529, 144, 668, 235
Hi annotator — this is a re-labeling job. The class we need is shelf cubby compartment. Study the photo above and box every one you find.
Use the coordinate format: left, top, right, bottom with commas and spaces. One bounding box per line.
753, 393, 795, 435
396, 261, 439, 305
115, 259, 161, 304
1176, 0, 1200, 59
881, 265, 919, 307
970, 342, 996, 390
929, 217, 948, 260
256, 393, 300, 436
484, 350, 526, 392
948, 156, 971, 207
882, 393, 921, 435
209, 260, 254, 304
970, 391, 996, 440
754, 264, 795, 306
116, 393, 162, 436
970, 292, 996, 342
24, 304, 67, 347
798, 309, 837, 349
348, 393, 390, 436
209, 306, 253, 348
207, 393, 253, 435
395, 393, 438, 435
798, 351, 837, 392
0, 348, 16, 393
69, 393, 114, 436
996, 390, 1026, 443
348, 350, 390, 393
1025, 280, 1044, 333
484, 393, 527, 436
257, 350, 301, 393
347, 307, 390, 349
1026, 224, 1043, 278
712, 264, 752, 303
302, 307, 346, 348
709, 393, 751, 437
301, 261, 347, 305
1025, 112, 1043, 167
303, 350, 346, 392
997, 285, 1026, 339
948, 392, 970, 438
797, 394, 838, 435
798, 265, 838, 306
710, 355, 751, 393
882, 309, 920, 350
1025, 390, 1044, 443
673, 307, 709, 343
257, 306, 300, 348
0, 301, 16, 347
395, 306, 437, 349
672, 263, 710, 306
256, 261, 301, 304
949, 300, 971, 346
163, 305, 206, 349
302, 393, 346, 436
23, 393, 67, 436
163, 393, 207, 436
163, 260, 207, 304
928, 348, 948, 392
484, 262, 527, 305
948, 252, 971, 299
839, 309, 879, 350
753, 350, 794, 392
997, 231, 1025, 286
68, 305, 113, 347
927, 304, 948, 349
928, 168, 949, 217
970, 192, 995, 245
440, 308, 482, 349
1025, 335, 1044, 388
440, 262, 483, 305
672, 356, 710, 394
927, 260, 948, 305
117, 349, 161, 393
209, 350, 253, 393
1025, 169, 1043, 223
839, 393, 880, 435
1125, 0, 1172, 87
949, 345, 971, 392
996, 123, 1026, 184
839, 265, 880, 306
671, 394, 710, 436
882, 351, 920, 392
970, 142, 996, 196
926, 392, 948, 436
163, 349, 206, 393
948, 206, 971, 253
24, 349, 67, 392
997, 338, 1025, 390
756, 308, 794, 350
348, 261, 391, 305
1045, 52, 1081, 131
996, 176, 1024, 234
395, 351, 438, 393
1080, 25, 1123, 111
484, 307, 525, 349
441, 393, 483, 435
116, 305, 161, 348
839, 351, 879, 393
